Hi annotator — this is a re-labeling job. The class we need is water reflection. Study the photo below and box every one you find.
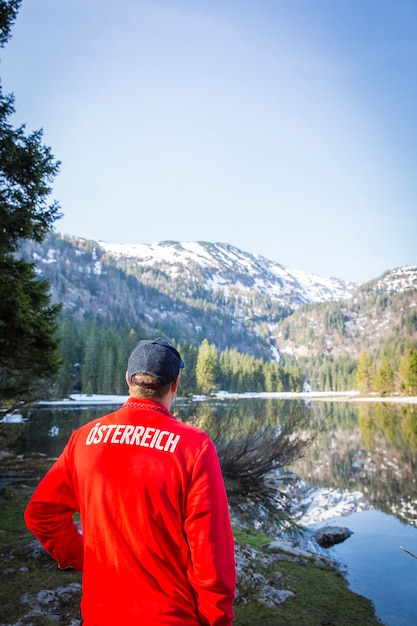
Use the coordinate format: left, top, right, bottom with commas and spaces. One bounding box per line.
24, 399, 417, 528
312, 509, 417, 626
26, 398, 310, 456
291, 401, 417, 527
177, 399, 315, 516
175, 396, 311, 430
25, 405, 121, 458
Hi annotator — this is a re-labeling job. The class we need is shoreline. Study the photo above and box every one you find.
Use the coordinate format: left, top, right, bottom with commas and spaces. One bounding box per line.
41, 390, 417, 405
214, 391, 417, 404
2, 391, 416, 423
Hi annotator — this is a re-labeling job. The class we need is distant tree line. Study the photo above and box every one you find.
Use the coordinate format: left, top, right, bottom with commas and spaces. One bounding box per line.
189, 338, 303, 395
52, 312, 304, 398
296, 355, 358, 392
48, 312, 417, 400
355, 348, 417, 397
295, 342, 417, 396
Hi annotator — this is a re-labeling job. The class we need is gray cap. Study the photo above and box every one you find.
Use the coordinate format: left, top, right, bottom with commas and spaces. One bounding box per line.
127, 337, 184, 387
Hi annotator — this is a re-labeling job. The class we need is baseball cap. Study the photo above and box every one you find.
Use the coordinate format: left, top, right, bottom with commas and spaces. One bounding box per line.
127, 337, 185, 387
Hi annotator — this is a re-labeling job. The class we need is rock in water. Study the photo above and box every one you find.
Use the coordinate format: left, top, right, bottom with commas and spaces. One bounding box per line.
314, 526, 353, 548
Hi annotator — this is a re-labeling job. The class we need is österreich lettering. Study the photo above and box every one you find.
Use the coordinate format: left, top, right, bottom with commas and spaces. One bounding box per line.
85, 422, 180, 452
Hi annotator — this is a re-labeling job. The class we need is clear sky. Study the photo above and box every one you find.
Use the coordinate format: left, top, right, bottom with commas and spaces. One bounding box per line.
2, 0, 416, 283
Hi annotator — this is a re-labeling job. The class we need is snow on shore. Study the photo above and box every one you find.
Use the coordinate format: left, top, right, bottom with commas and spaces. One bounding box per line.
2, 391, 416, 422
40, 394, 128, 406
213, 391, 417, 404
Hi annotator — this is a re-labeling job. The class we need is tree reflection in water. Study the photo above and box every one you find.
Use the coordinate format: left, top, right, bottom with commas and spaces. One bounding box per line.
178, 398, 318, 528
291, 401, 417, 527
24, 398, 417, 527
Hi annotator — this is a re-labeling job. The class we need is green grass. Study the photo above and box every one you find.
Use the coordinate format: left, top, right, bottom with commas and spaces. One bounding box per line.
0, 460, 384, 626
232, 522, 384, 625
234, 554, 384, 625
0, 481, 83, 625
233, 522, 272, 549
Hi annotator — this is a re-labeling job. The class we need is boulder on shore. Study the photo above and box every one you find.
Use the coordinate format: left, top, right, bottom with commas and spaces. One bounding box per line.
314, 526, 353, 548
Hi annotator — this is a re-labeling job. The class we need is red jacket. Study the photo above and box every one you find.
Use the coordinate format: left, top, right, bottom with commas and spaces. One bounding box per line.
25, 398, 236, 625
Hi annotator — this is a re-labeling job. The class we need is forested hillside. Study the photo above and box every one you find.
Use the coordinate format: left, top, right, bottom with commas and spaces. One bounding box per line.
23, 233, 283, 359
275, 267, 417, 391
19, 233, 417, 397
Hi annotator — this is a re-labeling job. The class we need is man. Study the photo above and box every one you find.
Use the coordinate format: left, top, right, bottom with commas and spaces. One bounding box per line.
25, 337, 236, 625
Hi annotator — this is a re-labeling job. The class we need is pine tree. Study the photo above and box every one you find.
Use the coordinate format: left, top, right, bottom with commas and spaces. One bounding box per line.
398, 349, 417, 396
55, 311, 82, 394
0, 1, 62, 412
176, 340, 197, 394
356, 351, 374, 395
81, 323, 99, 393
374, 355, 395, 397
195, 339, 218, 395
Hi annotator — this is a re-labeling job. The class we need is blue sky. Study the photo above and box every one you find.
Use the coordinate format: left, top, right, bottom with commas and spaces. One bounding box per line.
2, 0, 416, 283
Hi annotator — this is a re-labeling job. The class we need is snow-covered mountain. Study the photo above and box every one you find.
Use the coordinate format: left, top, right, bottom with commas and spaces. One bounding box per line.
375, 265, 417, 294
99, 240, 357, 307
20, 233, 416, 362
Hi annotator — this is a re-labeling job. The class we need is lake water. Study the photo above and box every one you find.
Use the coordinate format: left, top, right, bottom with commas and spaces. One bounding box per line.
329, 510, 417, 626
21, 396, 417, 626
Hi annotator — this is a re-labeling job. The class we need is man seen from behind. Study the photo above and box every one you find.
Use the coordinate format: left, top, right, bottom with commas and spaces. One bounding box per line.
25, 337, 236, 625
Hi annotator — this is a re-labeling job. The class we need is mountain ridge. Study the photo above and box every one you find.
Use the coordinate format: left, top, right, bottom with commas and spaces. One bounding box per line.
98, 239, 358, 307
20, 233, 417, 368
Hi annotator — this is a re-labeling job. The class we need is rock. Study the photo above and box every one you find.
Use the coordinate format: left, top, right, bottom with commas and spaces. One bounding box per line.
2, 567, 15, 575
20, 583, 82, 624
258, 586, 295, 607
267, 539, 314, 560
314, 526, 353, 548
234, 539, 297, 607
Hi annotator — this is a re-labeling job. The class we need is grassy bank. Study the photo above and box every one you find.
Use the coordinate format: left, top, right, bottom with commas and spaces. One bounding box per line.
0, 453, 384, 626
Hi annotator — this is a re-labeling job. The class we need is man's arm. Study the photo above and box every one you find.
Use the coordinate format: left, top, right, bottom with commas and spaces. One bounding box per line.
184, 438, 236, 626
24, 454, 84, 572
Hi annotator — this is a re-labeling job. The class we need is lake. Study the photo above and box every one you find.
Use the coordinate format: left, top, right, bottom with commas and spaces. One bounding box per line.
20, 395, 417, 626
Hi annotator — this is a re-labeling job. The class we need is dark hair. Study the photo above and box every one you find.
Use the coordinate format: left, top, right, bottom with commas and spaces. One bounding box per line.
129, 374, 173, 400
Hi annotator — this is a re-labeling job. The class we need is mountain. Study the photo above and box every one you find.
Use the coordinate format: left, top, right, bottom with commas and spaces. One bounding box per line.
276, 265, 417, 362
20, 232, 416, 365
98, 240, 357, 307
